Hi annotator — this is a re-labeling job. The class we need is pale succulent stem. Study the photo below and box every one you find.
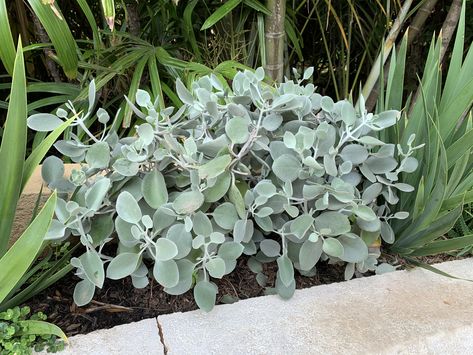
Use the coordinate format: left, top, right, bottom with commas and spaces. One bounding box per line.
359, 0, 413, 104
265, 0, 286, 83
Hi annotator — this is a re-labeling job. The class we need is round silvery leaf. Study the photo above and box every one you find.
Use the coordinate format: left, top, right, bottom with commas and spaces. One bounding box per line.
192, 235, 206, 249
97, 108, 110, 124
373, 110, 399, 129
380, 221, 395, 243
90, 213, 114, 245
314, 212, 350, 236
115, 217, 138, 247
259, 239, 280, 257
193, 211, 213, 236
27, 113, 64, 132
153, 259, 179, 288
73, 279, 95, 307
116, 191, 142, 224
165, 259, 195, 295
85, 178, 111, 211
233, 219, 254, 243
262, 113, 283, 131
322, 237, 344, 258
255, 207, 273, 218
365, 156, 397, 174
142, 215, 153, 229
79, 250, 105, 288
194, 280, 217, 312
254, 180, 277, 197
132, 275, 149, 289
320, 96, 334, 112
186, 217, 193, 232
323, 154, 338, 176
136, 89, 151, 107
276, 255, 294, 287
106, 253, 140, 279
393, 183, 414, 192
42, 156, 64, 185
376, 263, 396, 275
353, 205, 377, 222
290, 214, 314, 239
213, 203, 239, 230
357, 136, 385, 146
272, 154, 301, 182
137, 123, 154, 145
275, 272, 296, 299
283, 132, 296, 149
393, 211, 409, 220
340, 100, 356, 125
198, 155, 231, 180
255, 67, 265, 80
173, 190, 205, 215
142, 169, 168, 208
153, 208, 176, 232
54, 140, 87, 158
210, 232, 226, 244
356, 217, 381, 232
362, 183, 383, 204
338, 235, 368, 263
339, 144, 368, 165
45, 219, 66, 240
86, 141, 110, 169
166, 224, 192, 259
340, 161, 353, 175
113, 158, 140, 176
218, 242, 244, 260
155, 238, 179, 261
225, 117, 249, 144
203, 171, 231, 202
401, 157, 418, 173
299, 239, 323, 271
206, 257, 226, 278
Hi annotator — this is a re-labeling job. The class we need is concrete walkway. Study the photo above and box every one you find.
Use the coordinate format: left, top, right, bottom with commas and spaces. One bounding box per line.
50, 258, 473, 354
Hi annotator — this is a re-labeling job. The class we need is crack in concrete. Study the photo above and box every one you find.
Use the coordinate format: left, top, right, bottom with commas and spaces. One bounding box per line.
156, 317, 168, 355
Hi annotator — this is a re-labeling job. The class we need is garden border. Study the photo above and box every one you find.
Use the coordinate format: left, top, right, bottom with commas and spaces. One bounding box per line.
21, 166, 473, 354
35, 258, 473, 354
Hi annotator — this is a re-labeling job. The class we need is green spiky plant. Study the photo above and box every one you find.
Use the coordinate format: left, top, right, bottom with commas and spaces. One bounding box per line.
372, 0, 473, 258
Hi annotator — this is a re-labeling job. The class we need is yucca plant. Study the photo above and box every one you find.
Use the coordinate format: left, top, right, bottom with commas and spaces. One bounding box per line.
372, 0, 473, 257
0, 41, 73, 311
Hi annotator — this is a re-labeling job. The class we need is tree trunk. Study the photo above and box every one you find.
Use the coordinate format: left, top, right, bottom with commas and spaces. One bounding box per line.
265, 0, 286, 83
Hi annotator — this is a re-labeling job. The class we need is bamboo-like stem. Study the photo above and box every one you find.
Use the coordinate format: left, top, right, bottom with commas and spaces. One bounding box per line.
409, 0, 463, 113
265, 0, 286, 83
358, 0, 413, 105
439, 0, 462, 63
366, 0, 439, 110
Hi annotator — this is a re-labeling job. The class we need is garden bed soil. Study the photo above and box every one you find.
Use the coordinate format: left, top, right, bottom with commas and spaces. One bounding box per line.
28, 253, 461, 337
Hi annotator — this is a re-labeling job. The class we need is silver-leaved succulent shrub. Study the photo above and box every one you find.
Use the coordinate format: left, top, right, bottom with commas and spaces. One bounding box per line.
28, 67, 421, 311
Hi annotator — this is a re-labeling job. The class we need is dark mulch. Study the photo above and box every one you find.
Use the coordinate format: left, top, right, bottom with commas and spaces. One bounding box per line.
27, 251, 463, 337
28, 257, 346, 337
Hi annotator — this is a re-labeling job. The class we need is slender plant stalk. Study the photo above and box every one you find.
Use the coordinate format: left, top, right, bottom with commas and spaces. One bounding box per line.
265, 0, 286, 82
408, 0, 439, 45
409, 0, 463, 113
359, 0, 413, 103
439, 0, 462, 63
367, 0, 439, 110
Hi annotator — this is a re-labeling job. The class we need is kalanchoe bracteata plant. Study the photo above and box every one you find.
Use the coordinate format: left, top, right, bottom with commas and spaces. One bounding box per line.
28, 67, 422, 311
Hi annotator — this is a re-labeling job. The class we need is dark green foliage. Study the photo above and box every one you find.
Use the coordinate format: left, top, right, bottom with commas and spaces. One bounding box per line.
0, 307, 65, 355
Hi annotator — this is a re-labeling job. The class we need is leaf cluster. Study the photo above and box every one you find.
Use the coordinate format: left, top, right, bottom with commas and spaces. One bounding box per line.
30, 67, 418, 311
0, 307, 65, 355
